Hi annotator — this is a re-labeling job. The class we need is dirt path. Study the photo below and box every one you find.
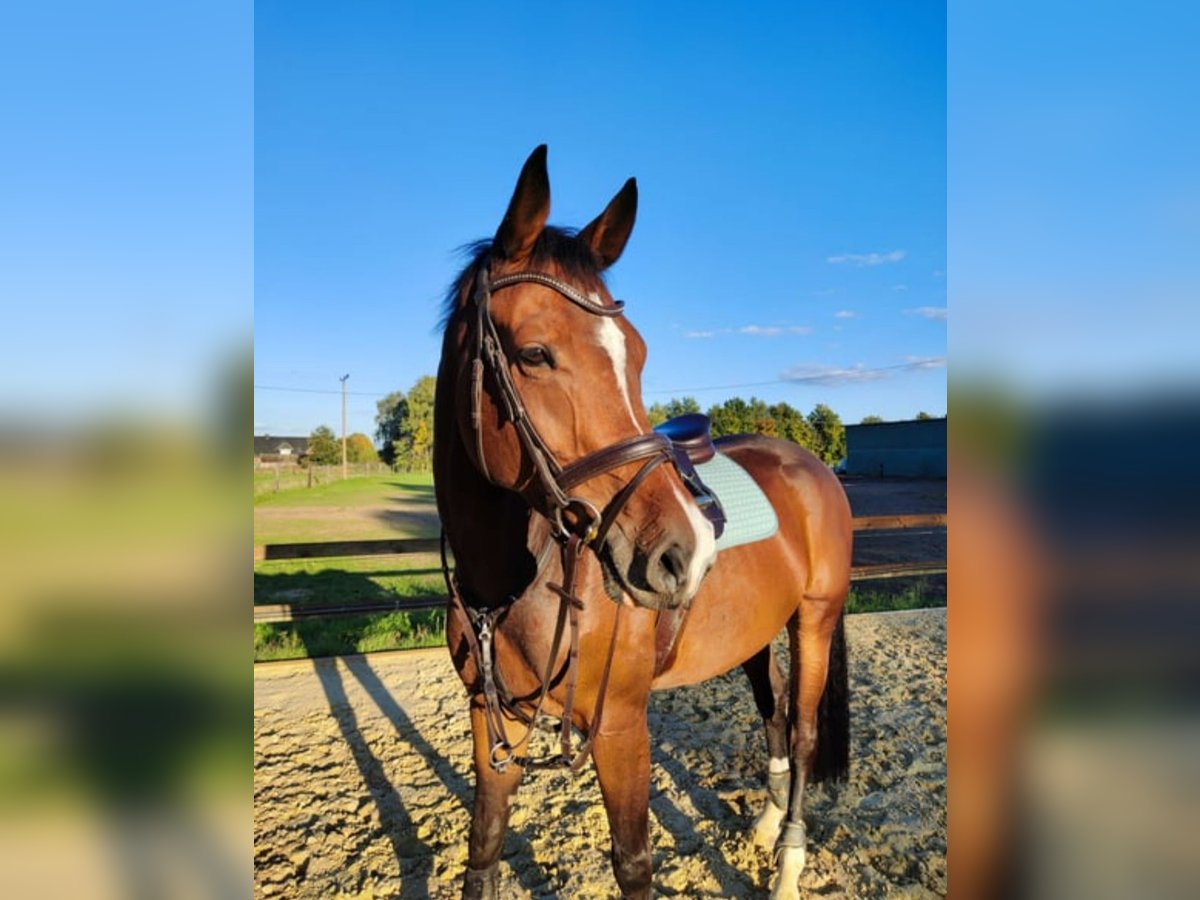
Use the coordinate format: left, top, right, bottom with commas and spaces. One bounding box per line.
254, 608, 945, 898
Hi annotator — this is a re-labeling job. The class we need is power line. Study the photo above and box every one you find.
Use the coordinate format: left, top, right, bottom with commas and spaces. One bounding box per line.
258, 358, 942, 402
255, 383, 392, 397
645, 361, 942, 395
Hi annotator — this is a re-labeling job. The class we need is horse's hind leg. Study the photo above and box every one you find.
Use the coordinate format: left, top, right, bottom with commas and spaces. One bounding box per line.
462, 703, 525, 900
770, 602, 845, 900
741, 644, 790, 849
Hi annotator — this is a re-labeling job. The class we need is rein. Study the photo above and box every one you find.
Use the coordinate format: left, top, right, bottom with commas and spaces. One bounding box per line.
444, 262, 678, 774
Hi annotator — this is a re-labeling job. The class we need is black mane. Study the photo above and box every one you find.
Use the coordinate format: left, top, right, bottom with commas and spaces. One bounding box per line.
439, 226, 607, 332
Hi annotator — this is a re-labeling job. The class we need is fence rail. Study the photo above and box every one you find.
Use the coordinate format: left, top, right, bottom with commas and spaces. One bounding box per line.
255, 538, 441, 562
254, 514, 945, 624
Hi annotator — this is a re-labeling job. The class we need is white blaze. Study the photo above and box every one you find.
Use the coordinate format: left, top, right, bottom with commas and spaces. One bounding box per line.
595, 313, 718, 597
595, 314, 638, 428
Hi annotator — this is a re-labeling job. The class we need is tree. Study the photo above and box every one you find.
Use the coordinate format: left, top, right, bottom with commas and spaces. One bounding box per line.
375, 391, 408, 466
307, 425, 341, 466
746, 397, 776, 436
707, 397, 752, 437
807, 403, 846, 465
647, 396, 701, 427
770, 402, 817, 450
397, 376, 436, 471
861, 414, 885, 424
916, 411, 936, 420
345, 432, 378, 463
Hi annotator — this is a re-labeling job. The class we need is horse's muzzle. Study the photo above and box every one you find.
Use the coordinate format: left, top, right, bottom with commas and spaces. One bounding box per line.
603, 525, 715, 611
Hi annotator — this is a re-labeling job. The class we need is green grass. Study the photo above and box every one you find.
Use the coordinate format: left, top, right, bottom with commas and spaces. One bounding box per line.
253, 554, 448, 661
254, 555, 444, 608
846, 579, 946, 615
253, 571, 944, 662
251, 472, 944, 662
254, 609, 447, 661
253, 472, 439, 545
253, 462, 399, 498
254, 470, 434, 508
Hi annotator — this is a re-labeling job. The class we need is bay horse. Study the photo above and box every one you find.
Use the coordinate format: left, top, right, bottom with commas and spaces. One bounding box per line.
434, 145, 852, 899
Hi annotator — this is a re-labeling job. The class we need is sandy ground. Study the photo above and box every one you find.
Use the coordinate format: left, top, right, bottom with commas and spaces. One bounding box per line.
254, 608, 946, 899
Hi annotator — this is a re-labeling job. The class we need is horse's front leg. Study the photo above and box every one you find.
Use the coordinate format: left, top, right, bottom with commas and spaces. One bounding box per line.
592, 715, 654, 899
462, 702, 525, 900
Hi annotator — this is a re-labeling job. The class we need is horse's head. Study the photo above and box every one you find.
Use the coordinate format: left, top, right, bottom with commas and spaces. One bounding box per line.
438, 146, 716, 611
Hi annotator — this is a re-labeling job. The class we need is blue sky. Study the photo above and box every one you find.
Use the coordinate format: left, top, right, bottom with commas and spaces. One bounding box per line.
254, 2, 947, 439
1, 2, 251, 425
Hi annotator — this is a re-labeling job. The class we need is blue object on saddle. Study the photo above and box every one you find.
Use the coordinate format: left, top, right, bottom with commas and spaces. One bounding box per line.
693, 452, 779, 550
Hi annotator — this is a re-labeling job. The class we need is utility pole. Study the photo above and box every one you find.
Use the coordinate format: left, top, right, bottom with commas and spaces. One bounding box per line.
339, 373, 350, 480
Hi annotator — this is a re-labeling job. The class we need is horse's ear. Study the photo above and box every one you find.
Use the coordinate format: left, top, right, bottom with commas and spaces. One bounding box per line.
578, 177, 638, 269
494, 145, 551, 263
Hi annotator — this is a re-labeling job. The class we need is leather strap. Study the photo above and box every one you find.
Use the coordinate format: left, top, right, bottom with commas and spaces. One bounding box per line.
449, 261, 699, 775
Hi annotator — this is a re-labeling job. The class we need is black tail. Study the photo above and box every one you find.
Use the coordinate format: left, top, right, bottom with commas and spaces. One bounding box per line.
812, 612, 850, 783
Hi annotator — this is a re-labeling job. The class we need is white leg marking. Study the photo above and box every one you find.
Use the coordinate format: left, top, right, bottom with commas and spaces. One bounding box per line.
769, 756, 791, 775
769, 845, 807, 900
751, 801, 786, 850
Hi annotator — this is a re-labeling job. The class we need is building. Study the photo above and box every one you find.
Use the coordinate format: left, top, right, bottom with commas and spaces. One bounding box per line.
253, 435, 310, 465
843, 417, 946, 478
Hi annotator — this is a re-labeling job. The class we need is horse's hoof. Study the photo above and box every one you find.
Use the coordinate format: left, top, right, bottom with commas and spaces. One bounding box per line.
462, 864, 500, 900
767, 844, 806, 900
750, 801, 785, 850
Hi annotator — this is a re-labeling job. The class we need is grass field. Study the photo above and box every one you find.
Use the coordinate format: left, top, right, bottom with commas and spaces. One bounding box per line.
253, 472, 436, 546
253, 470, 944, 662
253, 462, 395, 498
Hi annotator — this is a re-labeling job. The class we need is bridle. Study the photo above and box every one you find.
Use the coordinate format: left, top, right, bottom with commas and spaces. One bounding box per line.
444, 260, 690, 774
467, 264, 676, 546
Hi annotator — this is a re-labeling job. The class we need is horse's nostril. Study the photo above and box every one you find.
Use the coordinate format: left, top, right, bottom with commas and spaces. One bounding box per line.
657, 543, 687, 594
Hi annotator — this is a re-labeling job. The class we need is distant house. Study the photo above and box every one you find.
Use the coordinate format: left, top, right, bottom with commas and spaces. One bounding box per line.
843, 417, 946, 478
254, 435, 310, 465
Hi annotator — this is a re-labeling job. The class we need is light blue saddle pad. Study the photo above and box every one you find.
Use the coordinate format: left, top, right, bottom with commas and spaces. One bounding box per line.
693, 452, 779, 550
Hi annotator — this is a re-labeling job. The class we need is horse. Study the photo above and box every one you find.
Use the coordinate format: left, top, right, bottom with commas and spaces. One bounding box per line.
434, 145, 852, 900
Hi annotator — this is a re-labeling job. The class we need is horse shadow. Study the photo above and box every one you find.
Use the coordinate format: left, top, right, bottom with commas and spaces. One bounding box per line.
647, 682, 767, 897
313, 654, 550, 898
368, 480, 441, 538
383, 480, 437, 501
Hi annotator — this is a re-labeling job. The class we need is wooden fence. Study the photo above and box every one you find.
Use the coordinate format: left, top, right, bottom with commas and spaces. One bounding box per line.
254, 513, 945, 624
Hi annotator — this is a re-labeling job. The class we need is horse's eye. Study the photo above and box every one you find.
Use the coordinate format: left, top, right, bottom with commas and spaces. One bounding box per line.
518, 345, 553, 368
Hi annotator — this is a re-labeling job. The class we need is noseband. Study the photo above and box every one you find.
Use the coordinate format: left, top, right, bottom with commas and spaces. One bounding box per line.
445, 260, 690, 775
468, 264, 676, 547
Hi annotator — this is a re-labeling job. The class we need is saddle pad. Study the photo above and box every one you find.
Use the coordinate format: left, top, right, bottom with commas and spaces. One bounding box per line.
693, 452, 779, 550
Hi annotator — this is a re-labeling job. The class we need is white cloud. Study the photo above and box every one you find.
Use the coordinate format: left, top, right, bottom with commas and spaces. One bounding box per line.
780, 355, 946, 386
781, 363, 890, 385
892, 284, 909, 292
907, 306, 947, 321
689, 324, 812, 338
834, 310, 859, 319
902, 355, 947, 370
826, 250, 906, 266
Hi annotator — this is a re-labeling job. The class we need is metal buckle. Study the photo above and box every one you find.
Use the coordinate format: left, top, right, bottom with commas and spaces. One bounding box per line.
489, 742, 513, 773
557, 496, 601, 544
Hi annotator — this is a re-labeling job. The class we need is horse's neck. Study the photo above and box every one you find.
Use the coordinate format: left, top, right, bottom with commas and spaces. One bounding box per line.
436, 404, 551, 608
